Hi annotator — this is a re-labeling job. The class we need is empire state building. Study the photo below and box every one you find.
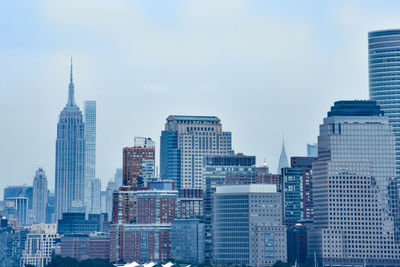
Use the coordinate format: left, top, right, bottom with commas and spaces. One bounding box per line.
55, 60, 85, 220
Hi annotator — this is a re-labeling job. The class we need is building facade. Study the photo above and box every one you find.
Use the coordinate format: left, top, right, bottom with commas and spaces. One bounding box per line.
123, 137, 155, 188
55, 62, 85, 219
309, 100, 400, 266
84, 100, 96, 214
21, 224, 59, 267
160, 115, 233, 218
213, 184, 287, 266
171, 219, 205, 265
5, 197, 28, 226
91, 178, 101, 214
33, 168, 48, 224
369, 29, 400, 175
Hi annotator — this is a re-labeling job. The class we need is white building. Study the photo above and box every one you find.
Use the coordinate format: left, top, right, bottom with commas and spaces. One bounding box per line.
21, 224, 59, 267
309, 101, 400, 266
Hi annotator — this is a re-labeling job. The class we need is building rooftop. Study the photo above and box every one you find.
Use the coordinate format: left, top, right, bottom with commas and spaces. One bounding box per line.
216, 184, 277, 194
327, 100, 384, 117
166, 115, 220, 123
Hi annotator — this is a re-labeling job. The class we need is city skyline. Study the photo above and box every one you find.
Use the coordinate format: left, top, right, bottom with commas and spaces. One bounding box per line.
3, 1, 400, 197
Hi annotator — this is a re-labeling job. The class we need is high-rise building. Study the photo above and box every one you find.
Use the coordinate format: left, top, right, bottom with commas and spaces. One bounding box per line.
3, 185, 33, 210
160, 115, 233, 218
369, 29, 400, 175
105, 179, 117, 220
91, 178, 101, 214
123, 137, 155, 188
282, 156, 314, 225
277, 140, 289, 174
309, 100, 400, 266
84, 100, 96, 214
306, 143, 317, 157
55, 61, 85, 219
33, 168, 48, 224
109, 181, 178, 263
202, 153, 257, 263
114, 168, 123, 189
213, 184, 287, 266
21, 224, 59, 267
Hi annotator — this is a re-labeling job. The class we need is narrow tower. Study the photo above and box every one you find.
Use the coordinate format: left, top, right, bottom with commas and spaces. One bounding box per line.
55, 59, 85, 220
277, 138, 289, 174
33, 168, 48, 224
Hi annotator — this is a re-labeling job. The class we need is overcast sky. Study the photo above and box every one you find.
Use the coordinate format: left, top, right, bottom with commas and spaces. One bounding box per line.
1, 0, 400, 195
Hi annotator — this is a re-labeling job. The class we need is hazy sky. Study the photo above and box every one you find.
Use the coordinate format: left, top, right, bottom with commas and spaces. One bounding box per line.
1, 0, 400, 195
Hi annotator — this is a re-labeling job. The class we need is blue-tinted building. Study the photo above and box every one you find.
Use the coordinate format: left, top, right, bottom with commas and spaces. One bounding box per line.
160, 130, 180, 190
58, 212, 108, 235
55, 61, 85, 219
171, 219, 205, 265
84, 100, 96, 214
369, 29, 400, 175
282, 167, 303, 225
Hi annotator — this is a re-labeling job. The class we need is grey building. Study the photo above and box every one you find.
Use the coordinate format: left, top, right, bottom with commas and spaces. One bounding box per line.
55, 61, 85, 219
91, 178, 101, 214
309, 100, 400, 266
5, 197, 28, 226
369, 29, 400, 176
3, 186, 33, 210
306, 143, 317, 157
33, 168, 48, 224
105, 179, 117, 220
171, 219, 204, 265
213, 184, 287, 266
277, 140, 289, 174
203, 153, 256, 263
84, 100, 96, 214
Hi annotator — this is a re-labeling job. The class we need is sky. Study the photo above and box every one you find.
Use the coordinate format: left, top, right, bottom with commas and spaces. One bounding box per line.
1, 0, 400, 195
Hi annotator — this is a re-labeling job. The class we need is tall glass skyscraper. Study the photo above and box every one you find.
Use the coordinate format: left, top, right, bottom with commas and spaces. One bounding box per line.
369, 29, 400, 175
55, 61, 85, 220
84, 100, 96, 214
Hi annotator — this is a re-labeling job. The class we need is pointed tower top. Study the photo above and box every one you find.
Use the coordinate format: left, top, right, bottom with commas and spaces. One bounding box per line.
277, 136, 289, 174
70, 56, 73, 83
65, 57, 78, 109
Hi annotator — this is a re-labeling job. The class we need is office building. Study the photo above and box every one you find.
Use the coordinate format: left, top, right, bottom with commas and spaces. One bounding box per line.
282, 157, 314, 225
100, 191, 107, 214
58, 212, 101, 235
369, 29, 400, 175
21, 224, 59, 267
84, 100, 96, 214
33, 168, 48, 224
55, 61, 85, 219
213, 184, 287, 266
309, 100, 400, 266
287, 223, 308, 265
105, 179, 117, 219
123, 137, 155, 188
160, 115, 233, 218
203, 153, 256, 263
307, 143, 317, 157
171, 219, 205, 265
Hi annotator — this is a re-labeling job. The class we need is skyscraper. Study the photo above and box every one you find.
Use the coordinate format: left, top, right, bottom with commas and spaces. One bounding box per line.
33, 168, 48, 224
369, 29, 400, 175
84, 100, 96, 214
160, 115, 233, 217
306, 143, 317, 157
309, 100, 400, 265
55, 60, 85, 219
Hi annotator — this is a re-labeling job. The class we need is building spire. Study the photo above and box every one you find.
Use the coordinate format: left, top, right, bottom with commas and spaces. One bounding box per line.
66, 57, 76, 108
277, 134, 289, 174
